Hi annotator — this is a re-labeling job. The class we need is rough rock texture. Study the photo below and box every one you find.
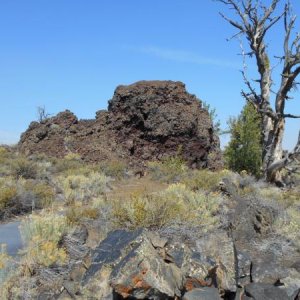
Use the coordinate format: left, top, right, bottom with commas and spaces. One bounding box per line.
79, 225, 299, 299
19, 81, 222, 169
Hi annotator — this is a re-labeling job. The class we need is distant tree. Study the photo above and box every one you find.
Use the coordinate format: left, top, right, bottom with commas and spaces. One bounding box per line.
37, 106, 50, 122
217, 0, 300, 184
202, 101, 221, 134
224, 102, 262, 177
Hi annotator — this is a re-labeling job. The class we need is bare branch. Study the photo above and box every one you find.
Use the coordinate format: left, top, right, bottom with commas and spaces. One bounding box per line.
259, 0, 280, 26
219, 12, 245, 31
282, 113, 300, 119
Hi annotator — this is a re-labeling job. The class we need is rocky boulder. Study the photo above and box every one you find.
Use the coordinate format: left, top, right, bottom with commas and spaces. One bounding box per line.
19, 81, 222, 169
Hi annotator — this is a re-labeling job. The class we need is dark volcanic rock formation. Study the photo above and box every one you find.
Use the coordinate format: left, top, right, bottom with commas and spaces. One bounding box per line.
19, 81, 222, 168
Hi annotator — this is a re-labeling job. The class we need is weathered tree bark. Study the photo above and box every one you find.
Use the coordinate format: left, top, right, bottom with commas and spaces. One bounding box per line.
218, 0, 300, 184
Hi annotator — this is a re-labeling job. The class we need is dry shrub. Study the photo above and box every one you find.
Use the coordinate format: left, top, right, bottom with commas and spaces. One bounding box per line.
0, 147, 10, 163
0, 185, 17, 210
23, 181, 55, 208
57, 172, 109, 204
182, 169, 231, 192
148, 156, 188, 182
112, 183, 220, 230
99, 159, 127, 179
10, 157, 38, 179
275, 206, 300, 248
51, 156, 84, 174
259, 186, 300, 208
20, 212, 68, 268
66, 204, 99, 225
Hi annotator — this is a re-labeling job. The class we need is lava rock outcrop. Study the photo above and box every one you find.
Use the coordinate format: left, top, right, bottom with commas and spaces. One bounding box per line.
19, 81, 222, 168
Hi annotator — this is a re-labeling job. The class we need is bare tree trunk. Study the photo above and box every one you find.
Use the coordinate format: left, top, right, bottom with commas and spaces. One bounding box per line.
263, 117, 285, 183
218, 0, 300, 185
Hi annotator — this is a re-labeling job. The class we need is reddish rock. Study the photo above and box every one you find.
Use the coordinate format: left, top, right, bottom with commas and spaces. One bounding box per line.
19, 80, 222, 168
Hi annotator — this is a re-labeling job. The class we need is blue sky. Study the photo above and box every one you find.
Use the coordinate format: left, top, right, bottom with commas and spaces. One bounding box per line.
0, 0, 299, 149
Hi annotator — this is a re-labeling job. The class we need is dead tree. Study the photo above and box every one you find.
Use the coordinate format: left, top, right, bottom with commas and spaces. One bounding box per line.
37, 106, 50, 123
217, 0, 300, 183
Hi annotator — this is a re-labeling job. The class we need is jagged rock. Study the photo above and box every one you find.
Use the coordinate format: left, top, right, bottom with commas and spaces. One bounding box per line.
235, 249, 252, 287
159, 228, 237, 294
82, 229, 184, 299
183, 287, 221, 300
19, 81, 222, 169
243, 283, 290, 300
193, 231, 236, 293
230, 197, 278, 242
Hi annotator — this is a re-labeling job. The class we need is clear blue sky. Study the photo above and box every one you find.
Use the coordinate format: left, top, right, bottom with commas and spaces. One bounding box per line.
0, 0, 299, 149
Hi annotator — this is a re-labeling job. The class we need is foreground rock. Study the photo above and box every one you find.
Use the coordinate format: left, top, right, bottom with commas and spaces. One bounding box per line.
76, 226, 299, 300
19, 81, 222, 169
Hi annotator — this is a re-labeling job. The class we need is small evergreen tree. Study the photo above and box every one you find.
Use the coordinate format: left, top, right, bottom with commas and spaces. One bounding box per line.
224, 102, 262, 177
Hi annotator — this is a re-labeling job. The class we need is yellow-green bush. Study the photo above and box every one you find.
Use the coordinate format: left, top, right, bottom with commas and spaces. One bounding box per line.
0, 186, 17, 209
20, 212, 68, 267
182, 169, 230, 192
10, 157, 37, 179
112, 192, 183, 229
66, 203, 99, 225
0, 244, 14, 287
99, 159, 127, 179
57, 172, 109, 204
148, 156, 188, 182
51, 156, 84, 174
258, 186, 300, 208
25, 182, 55, 208
0, 244, 12, 270
112, 183, 220, 230
0, 147, 10, 164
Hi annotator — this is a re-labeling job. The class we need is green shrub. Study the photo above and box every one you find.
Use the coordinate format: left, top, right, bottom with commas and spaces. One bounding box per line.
224, 102, 262, 177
